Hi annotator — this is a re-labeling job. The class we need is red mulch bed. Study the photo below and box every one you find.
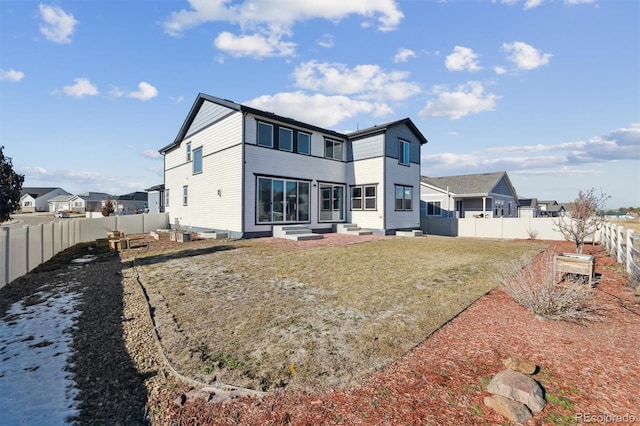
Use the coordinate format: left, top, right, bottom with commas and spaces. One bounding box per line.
149, 240, 640, 425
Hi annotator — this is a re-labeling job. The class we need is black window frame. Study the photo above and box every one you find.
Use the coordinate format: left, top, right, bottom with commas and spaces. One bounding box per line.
395, 185, 413, 211
399, 139, 410, 166
257, 121, 274, 148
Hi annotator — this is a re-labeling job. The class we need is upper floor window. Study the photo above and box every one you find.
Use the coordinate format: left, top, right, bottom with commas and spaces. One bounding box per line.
279, 127, 293, 152
186, 142, 192, 162
399, 139, 410, 165
325, 139, 343, 160
395, 185, 413, 211
258, 122, 274, 147
298, 132, 311, 155
193, 146, 203, 174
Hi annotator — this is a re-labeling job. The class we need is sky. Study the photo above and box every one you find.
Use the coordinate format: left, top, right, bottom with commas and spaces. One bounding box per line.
1, 0, 638, 209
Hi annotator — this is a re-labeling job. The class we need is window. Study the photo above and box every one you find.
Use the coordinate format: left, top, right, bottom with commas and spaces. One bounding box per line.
351, 186, 362, 210
427, 201, 442, 216
319, 184, 345, 221
395, 185, 413, 211
74, 201, 83, 207
183, 186, 188, 206
192, 147, 203, 174
324, 139, 343, 160
186, 142, 191, 162
257, 177, 310, 223
399, 139, 410, 165
364, 185, 376, 210
351, 185, 377, 210
279, 127, 293, 152
257, 122, 274, 147
495, 200, 504, 217
297, 132, 311, 155
165, 189, 169, 207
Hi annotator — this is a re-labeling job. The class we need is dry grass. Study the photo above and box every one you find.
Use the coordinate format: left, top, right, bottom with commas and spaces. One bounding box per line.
133, 236, 546, 392
500, 251, 597, 322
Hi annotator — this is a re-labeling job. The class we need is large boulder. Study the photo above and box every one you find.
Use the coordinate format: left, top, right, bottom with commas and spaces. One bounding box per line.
488, 369, 546, 412
503, 356, 537, 375
484, 394, 532, 423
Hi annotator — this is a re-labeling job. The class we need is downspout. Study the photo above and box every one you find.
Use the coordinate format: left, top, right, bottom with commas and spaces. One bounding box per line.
482, 196, 486, 218
241, 111, 247, 238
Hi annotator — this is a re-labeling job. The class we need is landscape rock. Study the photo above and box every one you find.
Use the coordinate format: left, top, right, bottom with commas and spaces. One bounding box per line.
487, 369, 546, 412
484, 394, 532, 423
503, 356, 537, 374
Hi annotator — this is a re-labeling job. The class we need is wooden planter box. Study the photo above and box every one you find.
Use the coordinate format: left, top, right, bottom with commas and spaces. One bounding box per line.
170, 232, 191, 242
554, 253, 595, 285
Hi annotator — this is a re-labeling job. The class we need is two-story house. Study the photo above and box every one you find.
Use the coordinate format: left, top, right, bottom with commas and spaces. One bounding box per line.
160, 93, 428, 238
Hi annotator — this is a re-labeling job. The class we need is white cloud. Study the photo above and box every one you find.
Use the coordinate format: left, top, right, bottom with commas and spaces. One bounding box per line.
318, 34, 334, 48
494, 66, 507, 75
419, 81, 500, 120
445, 46, 482, 71
565, 0, 595, 4
61, 78, 98, 98
142, 149, 163, 159
127, 82, 158, 101
163, 0, 403, 58
108, 85, 125, 99
502, 41, 552, 70
214, 31, 296, 58
245, 91, 386, 128
0, 68, 25, 82
292, 60, 421, 102
394, 48, 416, 63
524, 0, 544, 9
38, 4, 78, 44
164, 0, 403, 36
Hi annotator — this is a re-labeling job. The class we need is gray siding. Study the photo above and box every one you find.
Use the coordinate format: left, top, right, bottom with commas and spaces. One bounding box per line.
351, 133, 384, 161
493, 177, 512, 197
186, 100, 235, 138
385, 123, 421, 164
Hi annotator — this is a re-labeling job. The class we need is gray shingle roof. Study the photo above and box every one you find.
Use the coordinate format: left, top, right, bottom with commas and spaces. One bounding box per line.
20, 187, 68, 198
421, 171, 509, 196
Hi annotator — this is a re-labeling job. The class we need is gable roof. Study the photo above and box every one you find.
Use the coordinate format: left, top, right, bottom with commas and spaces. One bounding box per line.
116, 191, 148, 201
518, 198, 538, 208
160, 93, 428, 153
48, 194, 78, 203
421, 171, 518, 200
347, 118, 428, 145
20, 187, 68, 198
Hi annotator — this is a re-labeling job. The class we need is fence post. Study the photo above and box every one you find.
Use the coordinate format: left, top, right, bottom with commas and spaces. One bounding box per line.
2, 227, 9, 286
616, 226, 624, 264
39, 223, 44, 265
24, 225, 30, 273
627, 230, 634, 274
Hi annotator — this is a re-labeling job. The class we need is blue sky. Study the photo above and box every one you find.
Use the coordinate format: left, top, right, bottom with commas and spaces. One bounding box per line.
1, 0, 638, 208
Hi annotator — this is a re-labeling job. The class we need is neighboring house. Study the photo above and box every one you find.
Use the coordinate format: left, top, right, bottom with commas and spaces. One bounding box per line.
517, 197, 541, 218
78, 192, 113, 213
48, 194, 85, 213
538, 200, 566, 217
19, 187, 70, 212
420, 171, 519, 219
110, 191, 148, 214
159, 93, 428, 238
145, 184, 165, 214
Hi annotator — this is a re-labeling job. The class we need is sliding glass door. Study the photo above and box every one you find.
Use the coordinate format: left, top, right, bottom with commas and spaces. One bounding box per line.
257, 177, 309, 223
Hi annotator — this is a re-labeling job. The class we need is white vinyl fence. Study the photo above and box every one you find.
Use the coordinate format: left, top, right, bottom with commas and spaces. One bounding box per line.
0, 213, 169, 288
600, 222, 640, 276
421, 217, 600, 242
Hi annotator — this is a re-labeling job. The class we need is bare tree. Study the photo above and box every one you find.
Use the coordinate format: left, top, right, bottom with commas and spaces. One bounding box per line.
101, 198, 115, 217
554, 188, 609, 253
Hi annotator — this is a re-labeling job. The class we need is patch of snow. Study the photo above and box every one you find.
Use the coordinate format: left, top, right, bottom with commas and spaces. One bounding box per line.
71, 255, 96, 264
0, 284, 82, 424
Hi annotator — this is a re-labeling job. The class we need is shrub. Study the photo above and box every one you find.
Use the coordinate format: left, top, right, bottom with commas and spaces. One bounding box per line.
500, 251, 597, 321
527, 228, 539, 240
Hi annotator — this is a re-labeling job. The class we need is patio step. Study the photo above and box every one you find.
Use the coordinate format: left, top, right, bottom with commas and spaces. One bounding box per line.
395, 229, 423, 237
336, 223, 373, 235
273, 225, 323, 241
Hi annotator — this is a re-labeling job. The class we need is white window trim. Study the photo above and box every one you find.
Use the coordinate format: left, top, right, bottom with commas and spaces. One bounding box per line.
325, 139, 343, 161
399, 139, 410, 166
183, 186, 188, 206
192, 146, 203, 175
186, 142, 192, 162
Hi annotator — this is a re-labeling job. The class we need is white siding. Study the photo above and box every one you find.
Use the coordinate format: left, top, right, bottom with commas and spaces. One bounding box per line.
352, 133, 384, 160
384, 158, 421, 230
349, 157, 384, 229
165, 112, 244, 233
186, 100, 236, 138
